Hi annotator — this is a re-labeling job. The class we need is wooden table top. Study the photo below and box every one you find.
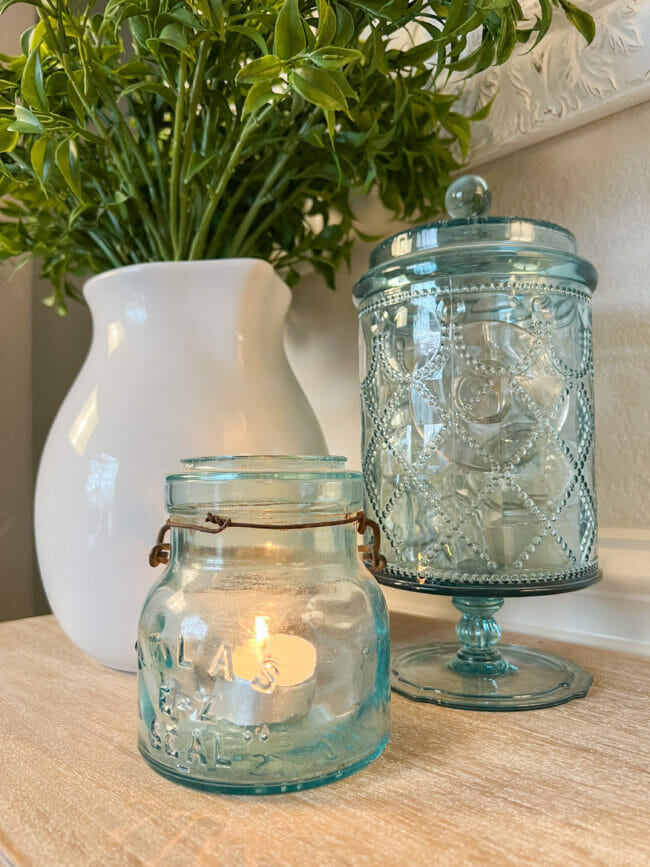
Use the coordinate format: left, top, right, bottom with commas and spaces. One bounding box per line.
0, 614, 648, 866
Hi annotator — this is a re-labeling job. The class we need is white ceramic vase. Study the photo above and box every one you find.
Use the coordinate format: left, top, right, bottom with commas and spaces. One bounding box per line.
34, 259, 327, 671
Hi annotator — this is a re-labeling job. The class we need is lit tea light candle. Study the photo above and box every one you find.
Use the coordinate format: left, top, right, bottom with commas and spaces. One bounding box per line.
220, 617, 317, 727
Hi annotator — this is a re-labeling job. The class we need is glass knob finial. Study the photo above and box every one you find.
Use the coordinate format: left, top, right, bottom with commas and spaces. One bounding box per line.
445, 174, 492, 219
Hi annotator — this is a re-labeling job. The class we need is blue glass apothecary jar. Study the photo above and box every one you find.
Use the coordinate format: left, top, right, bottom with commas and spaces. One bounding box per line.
353, 176, 600, 710
137, 456, 390, 793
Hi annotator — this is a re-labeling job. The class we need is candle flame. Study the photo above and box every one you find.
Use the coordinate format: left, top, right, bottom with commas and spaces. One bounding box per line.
255, 616, 269, 644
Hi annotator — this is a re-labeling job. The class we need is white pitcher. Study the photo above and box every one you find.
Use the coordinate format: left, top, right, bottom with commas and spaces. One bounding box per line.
35, 259, 327, 671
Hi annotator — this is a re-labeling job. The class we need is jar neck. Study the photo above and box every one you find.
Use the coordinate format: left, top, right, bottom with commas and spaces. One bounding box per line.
169, 522, 364, 569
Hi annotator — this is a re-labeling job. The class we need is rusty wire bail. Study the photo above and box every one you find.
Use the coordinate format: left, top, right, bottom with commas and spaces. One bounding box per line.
149, 510, 386, 574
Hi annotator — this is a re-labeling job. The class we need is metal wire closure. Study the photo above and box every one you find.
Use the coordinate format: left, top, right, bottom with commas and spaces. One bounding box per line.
149, 510, 386, 573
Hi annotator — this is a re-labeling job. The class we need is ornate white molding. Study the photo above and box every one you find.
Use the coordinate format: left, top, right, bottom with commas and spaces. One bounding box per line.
456, 0, 650, 165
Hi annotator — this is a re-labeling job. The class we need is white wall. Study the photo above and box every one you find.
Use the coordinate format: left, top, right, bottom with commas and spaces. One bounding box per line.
286, 99, 650, 653
0, 7, 36, 621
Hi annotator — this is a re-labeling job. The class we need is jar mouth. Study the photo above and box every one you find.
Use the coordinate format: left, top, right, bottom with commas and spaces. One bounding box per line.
166, 455, 363, 513
367, 217, 577, 270
180, 455, 347, 471
171, 455, 357, 482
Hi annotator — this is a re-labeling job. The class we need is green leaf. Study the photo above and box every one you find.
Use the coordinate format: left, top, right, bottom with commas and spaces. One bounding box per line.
496, 12, 517, 64
242, 80, 276, 117
441, 112, 471, 159
206, 0, 224, 34
149, 23, 192, 54
164, 7, 201, 28
558, 0, 596, 43
290, 66, 348, 113
130, 17, 151, 48
183, 152, 216, 182
334, 5, 354, 45
237, 55, 283, 84
316, 0, 337, 48
116, 60, 153, 78
68, 202, 89, 230
55, 138, 84, 200
366, 29, 388, 75
30, 136, 53, 179
120, 80, 176, 107
345, 0, 403, 22
28, 20, 48, 52
8, 105, 43, 134
309, 46, 362, 69
22, 48, 48, 111
66, 79, 86, 122
104, 2, 143, 21
400, 39, 438, 67
230, 26, 269, 55
468, 96, 495, 122
108, 191, 130, 206
533, 0, 553, 47
323, 68, 357, 99
302, 124, 325, 148
20, 26, 35, 57
475, 34, 496, 73
274, 0, 306, 60
442, 0, 469, 36
0, 127, 19, 152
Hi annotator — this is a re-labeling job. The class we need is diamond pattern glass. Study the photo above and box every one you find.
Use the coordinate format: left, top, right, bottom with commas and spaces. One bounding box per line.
358, 279, 598, 593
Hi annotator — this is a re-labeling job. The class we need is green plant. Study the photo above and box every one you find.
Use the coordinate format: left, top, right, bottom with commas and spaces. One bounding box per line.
0, 0, 594, 312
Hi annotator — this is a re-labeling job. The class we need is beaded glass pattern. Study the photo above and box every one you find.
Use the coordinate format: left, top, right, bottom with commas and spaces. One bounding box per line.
355, 176, 598, 596
358, 279, 597, 592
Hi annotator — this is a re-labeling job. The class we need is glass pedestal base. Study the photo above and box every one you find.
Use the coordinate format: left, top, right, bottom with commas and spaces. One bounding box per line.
391, 597, 593, 711
391, 642, 592, 710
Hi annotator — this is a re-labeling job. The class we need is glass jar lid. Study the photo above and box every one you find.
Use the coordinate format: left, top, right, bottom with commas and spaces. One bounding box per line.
354, 174, 597, 299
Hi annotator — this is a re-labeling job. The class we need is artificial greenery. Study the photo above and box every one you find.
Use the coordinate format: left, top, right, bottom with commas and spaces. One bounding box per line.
0, 0, 594, 312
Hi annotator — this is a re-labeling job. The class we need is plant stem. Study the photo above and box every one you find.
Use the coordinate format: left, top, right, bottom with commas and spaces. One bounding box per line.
94, 80, 163, 215
145, 100, 168, 210
178, 39, 210, 258
40, 12, 169, 261
169, 53, 187, 259
188, 104, 274, 260
238, 181, 308, 257
204, 172, 256, 259
227, 108, 319, 257
87, 229, 125, 269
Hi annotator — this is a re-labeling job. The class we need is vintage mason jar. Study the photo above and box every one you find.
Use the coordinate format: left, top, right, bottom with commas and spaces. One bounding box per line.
137, 456, 390, 793
353, 175, 599, 710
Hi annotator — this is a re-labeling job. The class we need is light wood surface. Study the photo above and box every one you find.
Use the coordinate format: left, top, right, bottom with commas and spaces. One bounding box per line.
0, 614, 648, 866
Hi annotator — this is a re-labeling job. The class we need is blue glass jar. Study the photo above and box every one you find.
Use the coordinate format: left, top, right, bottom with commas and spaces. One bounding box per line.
354, 176, 598, 595
353, 176, 599, 710
138, 456, 390, 793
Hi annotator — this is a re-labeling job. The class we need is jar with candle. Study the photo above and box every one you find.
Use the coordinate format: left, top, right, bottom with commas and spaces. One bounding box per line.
137, 456, 390, 794
354, 175, 600, 711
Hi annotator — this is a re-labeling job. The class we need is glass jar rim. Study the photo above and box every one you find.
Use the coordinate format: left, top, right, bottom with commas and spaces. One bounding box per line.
368, 216, 578, 269
165, 456, 362, 493
180, 454, 347, 466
